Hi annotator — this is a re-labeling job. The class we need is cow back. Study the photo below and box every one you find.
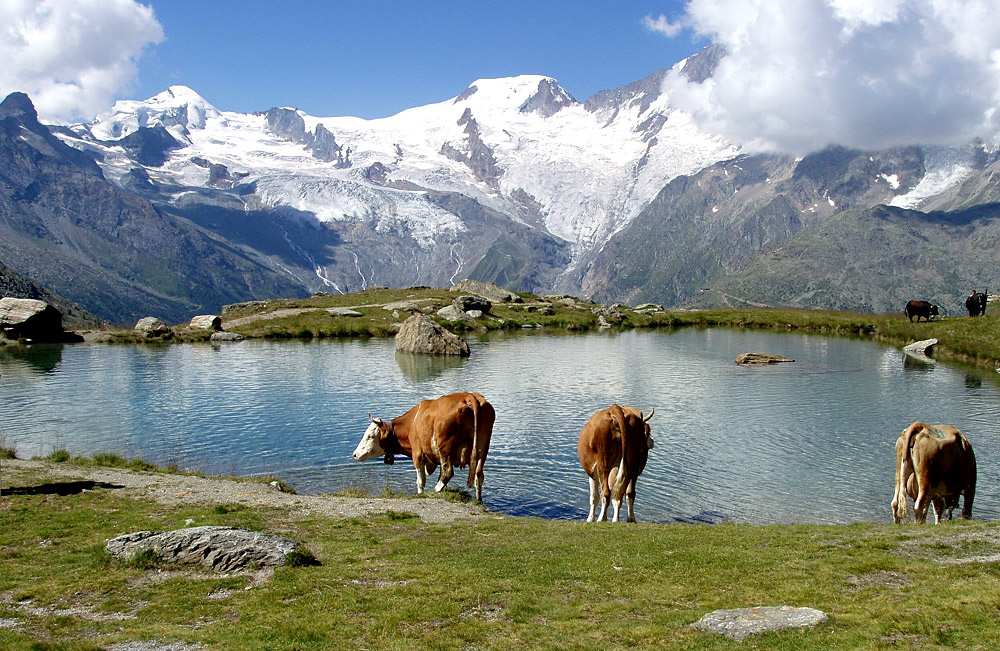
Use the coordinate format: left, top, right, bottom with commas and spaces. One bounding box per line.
899, 422, 976, 500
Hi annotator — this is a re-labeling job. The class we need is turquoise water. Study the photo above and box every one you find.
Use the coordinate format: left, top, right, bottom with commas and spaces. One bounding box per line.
3, 328, 999, 524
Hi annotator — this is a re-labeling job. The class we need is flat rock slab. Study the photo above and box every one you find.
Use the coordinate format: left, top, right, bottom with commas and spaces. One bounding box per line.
690, 606, 828, 641
735, 353, 795, 365
903, 338, 938, 354
105, 526, 310, 573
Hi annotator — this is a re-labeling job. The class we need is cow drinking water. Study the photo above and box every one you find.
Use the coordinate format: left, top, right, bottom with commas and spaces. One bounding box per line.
578, 405, 654, 522
352, 392, 495, 502
891, 421, 976, 524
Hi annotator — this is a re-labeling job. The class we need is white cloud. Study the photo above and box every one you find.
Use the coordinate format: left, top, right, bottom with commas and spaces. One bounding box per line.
659, 0, 1000, 154
0, 0, 164, 122
642, 14, 684, 38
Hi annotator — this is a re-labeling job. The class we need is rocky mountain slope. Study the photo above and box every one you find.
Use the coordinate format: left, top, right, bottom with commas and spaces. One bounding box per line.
2, 45, 1000, 321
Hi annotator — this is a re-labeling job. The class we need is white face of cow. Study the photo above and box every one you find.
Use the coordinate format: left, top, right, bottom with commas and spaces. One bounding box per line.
352, 421, 385, 461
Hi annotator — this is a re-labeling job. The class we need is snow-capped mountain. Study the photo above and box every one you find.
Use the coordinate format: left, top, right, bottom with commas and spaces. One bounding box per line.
59, 50, 737, 293
5, 45, 1000, 322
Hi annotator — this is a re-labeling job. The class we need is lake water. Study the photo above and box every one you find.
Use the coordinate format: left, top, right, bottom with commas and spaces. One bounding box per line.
2, 328, 999, 525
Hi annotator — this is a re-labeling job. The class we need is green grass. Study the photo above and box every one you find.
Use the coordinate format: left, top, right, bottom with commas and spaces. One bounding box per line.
3, 462, 1000, 649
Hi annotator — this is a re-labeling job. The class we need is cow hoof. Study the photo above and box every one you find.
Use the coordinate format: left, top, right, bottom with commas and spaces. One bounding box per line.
434, 481, 446, 492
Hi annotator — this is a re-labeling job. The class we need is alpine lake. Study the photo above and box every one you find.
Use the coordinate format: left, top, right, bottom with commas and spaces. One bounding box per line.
3, 327, 999, 525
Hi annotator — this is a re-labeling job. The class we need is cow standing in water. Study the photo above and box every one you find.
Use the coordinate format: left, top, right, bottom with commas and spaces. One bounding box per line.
578, 405, 655, 522
352, 392, 495, 502
891, 421, 976, 524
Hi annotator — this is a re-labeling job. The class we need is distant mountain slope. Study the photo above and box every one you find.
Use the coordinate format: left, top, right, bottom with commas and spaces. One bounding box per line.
686, 203, 1000, 314
0, 258, 104, 329
0, 92, 312, 324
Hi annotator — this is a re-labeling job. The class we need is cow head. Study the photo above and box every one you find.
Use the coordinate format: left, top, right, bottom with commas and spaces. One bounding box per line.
352, 414, 389, 461
643, 408, 655, 450
930, 304, 940, 316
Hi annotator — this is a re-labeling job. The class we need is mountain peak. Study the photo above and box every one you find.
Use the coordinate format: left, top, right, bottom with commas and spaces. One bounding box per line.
91, 85, 220, 140
0, 92, 39, 122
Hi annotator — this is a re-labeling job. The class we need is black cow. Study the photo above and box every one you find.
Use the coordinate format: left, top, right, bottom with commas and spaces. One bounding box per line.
966, 291, 987, 317
905, 300, 939, 322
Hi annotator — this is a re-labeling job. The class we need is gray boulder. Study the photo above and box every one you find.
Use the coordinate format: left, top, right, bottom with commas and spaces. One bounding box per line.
449, 279, 522, 303
437, 304, 474, 322
395, 313, 470, 356
105, 526, 313, 572
690, 606, 828, 641
903, 338, 938, 355
735, 353, 795, 365
0, 297, 64, 341
134, 316, 172, 338
384, 301, 420, 313
453, 295, 492, 313
189, 314, 222, 330
327, 307, 363, 317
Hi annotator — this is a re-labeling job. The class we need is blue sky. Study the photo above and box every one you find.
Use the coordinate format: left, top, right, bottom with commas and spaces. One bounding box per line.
135, 1, 703, 118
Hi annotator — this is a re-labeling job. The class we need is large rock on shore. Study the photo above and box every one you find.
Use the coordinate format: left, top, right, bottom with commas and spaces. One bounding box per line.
449, 279, 521, 303
189, 314, 222, 330
0, 297, 65, 341
134, 316, 172, 339
105, 526, 314, 572
395, 313, 470, 356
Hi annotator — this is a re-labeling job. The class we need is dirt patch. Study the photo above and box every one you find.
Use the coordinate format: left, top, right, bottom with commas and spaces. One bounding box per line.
893, 527, 1000, 564
1, 459, 492, 525
845, 570, 912, 590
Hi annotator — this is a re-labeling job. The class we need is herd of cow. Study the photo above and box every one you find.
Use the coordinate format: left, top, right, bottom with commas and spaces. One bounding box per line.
904, 290, 989, 322
353, 392, 977, 525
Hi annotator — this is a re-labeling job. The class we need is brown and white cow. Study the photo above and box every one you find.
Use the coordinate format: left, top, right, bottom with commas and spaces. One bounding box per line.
891, 421, 976, 524
577, 404, 654, 523
352, 392, 495, 502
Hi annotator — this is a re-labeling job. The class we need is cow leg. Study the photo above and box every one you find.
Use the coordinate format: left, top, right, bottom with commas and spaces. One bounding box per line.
962, 485, 975, 520
913, 489, 930, 524
414, 463, 427, 494
435, 459, 454, 492
586, 476, 600, 522
625, 479, 637, 523
931, 498, 946, 523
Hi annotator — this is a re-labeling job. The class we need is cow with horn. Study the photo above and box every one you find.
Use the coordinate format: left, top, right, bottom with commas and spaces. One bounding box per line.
352, 392, 495, 502
578, 404, 655, 522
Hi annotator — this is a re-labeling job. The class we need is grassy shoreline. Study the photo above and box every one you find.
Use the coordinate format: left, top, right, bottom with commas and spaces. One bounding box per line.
4, 458, 1000, 649
73, 286, 1000, 370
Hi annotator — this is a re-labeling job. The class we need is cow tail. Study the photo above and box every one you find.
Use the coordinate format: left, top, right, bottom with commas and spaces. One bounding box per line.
894, 422, 922, 521
467, 395, 480, 489
610, 404, 629, 498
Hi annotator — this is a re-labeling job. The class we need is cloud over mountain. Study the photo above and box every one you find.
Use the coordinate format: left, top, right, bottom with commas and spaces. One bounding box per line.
658, 0, 1000, 154
0, 0, 164, 122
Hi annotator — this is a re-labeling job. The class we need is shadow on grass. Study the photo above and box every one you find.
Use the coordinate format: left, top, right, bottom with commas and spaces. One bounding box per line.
2, 480, 124, 496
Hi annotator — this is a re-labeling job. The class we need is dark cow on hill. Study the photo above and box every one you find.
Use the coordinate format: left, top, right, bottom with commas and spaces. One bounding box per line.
578, 404, 655, 522
352, 392, 495, 501
891, 421, 976, 524
965, 290, 988, 317
904, 300, 939, 322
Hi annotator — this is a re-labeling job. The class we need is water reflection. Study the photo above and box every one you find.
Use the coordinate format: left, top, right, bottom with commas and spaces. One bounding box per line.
3, 330, 1000, 525
0, 343, 63, 374
902, 351, 935, 371
394, 350, 467, 382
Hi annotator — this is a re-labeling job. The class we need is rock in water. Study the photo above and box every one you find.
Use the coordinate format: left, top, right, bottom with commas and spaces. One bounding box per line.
105, 526, 313, 572
395, 313, 470, 356
735, 353, 795, 365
